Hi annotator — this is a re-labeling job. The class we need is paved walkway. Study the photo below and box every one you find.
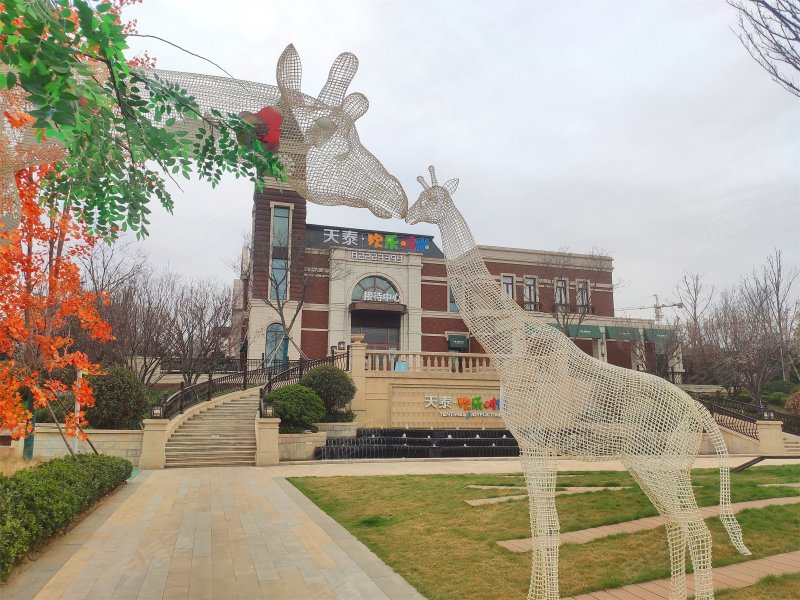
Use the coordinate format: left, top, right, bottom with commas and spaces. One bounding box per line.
562, 550, 800, 599
1, 468, 423, 600
498, 495, 800, 552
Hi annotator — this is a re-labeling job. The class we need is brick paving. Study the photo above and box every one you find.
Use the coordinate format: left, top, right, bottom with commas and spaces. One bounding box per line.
561, 550, 800, 600
497, 496, 800, 553
1, 468, 423, 600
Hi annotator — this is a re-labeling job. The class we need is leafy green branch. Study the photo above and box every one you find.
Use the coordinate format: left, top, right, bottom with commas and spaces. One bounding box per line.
0, 0, 286, 237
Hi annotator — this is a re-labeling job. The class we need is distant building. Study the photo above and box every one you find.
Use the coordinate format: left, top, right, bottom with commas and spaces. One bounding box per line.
230, 184, 683, 381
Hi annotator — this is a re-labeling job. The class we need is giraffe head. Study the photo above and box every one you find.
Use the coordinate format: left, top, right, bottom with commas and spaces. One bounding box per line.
276, 45, 407, 219
405, 165, 459, 226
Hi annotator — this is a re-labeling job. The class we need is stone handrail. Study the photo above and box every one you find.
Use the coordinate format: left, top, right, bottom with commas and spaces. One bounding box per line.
365, 350, 493, 374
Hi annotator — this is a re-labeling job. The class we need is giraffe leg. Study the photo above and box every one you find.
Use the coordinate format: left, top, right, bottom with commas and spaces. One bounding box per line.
628, 465, 714, 600
521, 448, 559, 600
628, 467, 688, 600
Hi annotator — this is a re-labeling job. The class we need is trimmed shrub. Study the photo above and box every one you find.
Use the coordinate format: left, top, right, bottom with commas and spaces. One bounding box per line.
786, 391, 800, 416
0, 454, 132, 581
765, 380, 798, 395
85, 366, 150, 429
265, 384, 325, 433
766, 391, 787, 407
298, 365, 356, 422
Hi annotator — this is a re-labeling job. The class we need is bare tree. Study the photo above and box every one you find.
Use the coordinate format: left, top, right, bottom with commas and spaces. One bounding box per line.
623, 316, 684, 381
79, 238, 147, 297
759, 249, 798, 380
545, 246, 615, 337
170, 278, 231, 385
111, 271, 178, 385
246, 230, 347, 362
674, 272, 716, 383
728, 0, 800, 97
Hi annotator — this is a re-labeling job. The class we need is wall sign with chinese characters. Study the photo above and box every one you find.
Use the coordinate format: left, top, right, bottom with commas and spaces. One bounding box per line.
361, 290, 401, 302
324, 228, 432, 253
424, 394, 503, 418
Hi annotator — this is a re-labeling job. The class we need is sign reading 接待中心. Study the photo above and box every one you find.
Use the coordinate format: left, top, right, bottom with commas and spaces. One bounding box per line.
323, 228, 432, 253
361, 290, 401, 303
389, 385, 506, 428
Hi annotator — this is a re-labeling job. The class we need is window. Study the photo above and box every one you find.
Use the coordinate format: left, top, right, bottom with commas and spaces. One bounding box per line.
502, 275, 515, 297
523, 276, 538, 311
576, 281, 590, 311
352, 276, 400, 303
269, 206, 291, 301
448, 287, 459, 313
555, 279, 568, 307
271, 206, 290, 249
270, 258, 288, 300
265, 323, 288, 365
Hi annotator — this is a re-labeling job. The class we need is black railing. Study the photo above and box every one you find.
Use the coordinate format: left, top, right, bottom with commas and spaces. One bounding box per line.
157, 360, 302, 420
523, 301, 541, 312
160, 357, 266, 375
260, 349, 350, 417
696, 398, 759, 440
776, 412, 800, 437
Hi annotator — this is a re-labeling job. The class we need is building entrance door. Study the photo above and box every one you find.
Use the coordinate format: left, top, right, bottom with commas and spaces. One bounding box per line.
351, 312, 401, 351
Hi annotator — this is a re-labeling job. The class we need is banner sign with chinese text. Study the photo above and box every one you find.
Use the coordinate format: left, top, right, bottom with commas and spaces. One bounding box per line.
389, 384, 506, 428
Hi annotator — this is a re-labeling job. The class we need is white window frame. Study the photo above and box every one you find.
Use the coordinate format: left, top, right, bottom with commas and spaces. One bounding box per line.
447, 284, 459, 313
501, 273, 515, 299
523, 276, 538, 311
576, 279, 590, 308
554, 278, 569, 306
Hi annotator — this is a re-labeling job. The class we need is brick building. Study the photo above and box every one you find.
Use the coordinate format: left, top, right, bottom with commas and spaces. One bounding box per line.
231, 185, 682, 378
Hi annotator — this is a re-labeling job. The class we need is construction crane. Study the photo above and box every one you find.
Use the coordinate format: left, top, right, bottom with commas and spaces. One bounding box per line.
620, 295, 683, 322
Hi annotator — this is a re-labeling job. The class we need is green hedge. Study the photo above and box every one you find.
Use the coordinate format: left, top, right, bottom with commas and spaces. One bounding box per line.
0, 454, 132, 582
298, 365, 356, 422
265, 384, 325, 434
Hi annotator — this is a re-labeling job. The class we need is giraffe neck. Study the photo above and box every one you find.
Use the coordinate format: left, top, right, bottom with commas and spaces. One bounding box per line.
436, 205, 521, 358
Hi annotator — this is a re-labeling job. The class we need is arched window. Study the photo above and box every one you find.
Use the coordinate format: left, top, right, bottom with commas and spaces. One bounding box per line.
351, 276, 400, 303
265, 323, 288, 365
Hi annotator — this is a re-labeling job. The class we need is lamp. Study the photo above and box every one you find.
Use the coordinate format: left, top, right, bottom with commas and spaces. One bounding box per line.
151, 404, 164, 419
761, 408, 776, 420
262, 400, 275, 418
337, 340, 346, 351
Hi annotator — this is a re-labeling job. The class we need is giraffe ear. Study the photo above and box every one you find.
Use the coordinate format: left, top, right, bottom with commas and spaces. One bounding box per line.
444, 178, 459, 195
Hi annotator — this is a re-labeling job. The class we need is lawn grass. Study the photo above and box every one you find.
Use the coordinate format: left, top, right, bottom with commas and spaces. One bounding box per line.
289, 465, 800, 600
0, 453, 41, 476
711, 573, 800, 599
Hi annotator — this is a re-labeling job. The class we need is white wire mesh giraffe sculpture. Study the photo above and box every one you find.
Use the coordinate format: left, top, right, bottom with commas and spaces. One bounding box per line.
406, 166, 750, 600
1, 44, 407, 232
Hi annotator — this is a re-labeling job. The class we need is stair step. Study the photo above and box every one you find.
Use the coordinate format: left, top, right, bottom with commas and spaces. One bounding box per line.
167, 448, 256, 460
166, 459, 255, 466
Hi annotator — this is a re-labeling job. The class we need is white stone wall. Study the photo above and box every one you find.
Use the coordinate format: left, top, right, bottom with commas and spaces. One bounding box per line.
327, 248, 423, 352
27, 425, 144, 466
246, 298, 302, 362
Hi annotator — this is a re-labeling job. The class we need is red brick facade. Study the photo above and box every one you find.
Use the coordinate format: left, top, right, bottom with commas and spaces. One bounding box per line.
238, 187, 662, 374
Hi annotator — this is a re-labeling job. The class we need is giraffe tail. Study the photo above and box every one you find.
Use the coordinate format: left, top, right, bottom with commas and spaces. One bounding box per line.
695, 402, 751, 555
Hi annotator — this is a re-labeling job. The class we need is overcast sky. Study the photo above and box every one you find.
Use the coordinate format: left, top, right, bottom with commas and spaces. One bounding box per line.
124, 0, 799, 319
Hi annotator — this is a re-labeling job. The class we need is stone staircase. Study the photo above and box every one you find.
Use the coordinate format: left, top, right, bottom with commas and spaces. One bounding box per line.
165, 390, 260, 468
784, 434, 800, 455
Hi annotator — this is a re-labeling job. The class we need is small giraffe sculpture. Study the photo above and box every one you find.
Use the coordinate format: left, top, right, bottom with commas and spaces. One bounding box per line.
406, 166, 749, 600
